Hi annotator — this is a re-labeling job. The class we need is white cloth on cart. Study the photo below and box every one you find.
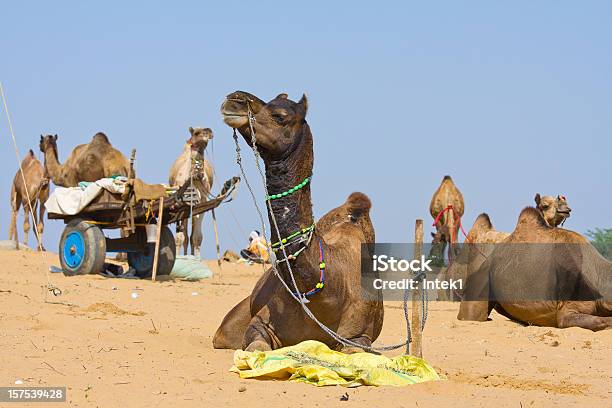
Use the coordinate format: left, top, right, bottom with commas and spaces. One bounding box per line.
45, 177, 127, 215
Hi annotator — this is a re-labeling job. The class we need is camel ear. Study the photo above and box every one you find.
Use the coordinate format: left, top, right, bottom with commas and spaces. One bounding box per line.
276, 93, 288, 99
534, 193, 541, 206
189, 127, 194, 135
431, 232, 436, 238
298, 94, 308, 116
206, 128, 213, 139
40, 135, 43, 141
53, 134, 58, 141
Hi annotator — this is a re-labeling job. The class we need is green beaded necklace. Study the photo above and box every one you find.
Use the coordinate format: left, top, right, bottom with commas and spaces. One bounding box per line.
266, 176, 311, 201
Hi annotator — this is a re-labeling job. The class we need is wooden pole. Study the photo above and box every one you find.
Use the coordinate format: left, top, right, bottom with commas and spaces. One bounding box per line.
447, 208, 455, 302
411, 219, 424, 358
211, 209, 222, 280
151, 196, 165, 282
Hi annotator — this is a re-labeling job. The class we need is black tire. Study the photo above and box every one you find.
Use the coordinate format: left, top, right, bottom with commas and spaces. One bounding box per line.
128, 226, 176, 278
59, 219, 106, 275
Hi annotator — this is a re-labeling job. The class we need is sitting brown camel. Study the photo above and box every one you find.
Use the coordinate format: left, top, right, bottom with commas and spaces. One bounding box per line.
9, 150, 49, 250
168, 127, 214, 257
444, 194, 573, 299
39, 133, 129, 187
213, 91, 382, 352
457, 207, 611, 330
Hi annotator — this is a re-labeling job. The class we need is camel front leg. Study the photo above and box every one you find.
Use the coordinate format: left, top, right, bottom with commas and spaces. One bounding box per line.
243, 314, 277, 352
37, 200, 45, 251
175, 221, 186, 256
190, 214, 203, 258
338, 335, 373, 354
22, 203, 31, 248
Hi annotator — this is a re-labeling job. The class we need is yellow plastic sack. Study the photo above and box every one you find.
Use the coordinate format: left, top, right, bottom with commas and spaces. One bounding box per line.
231, 340, 440, 387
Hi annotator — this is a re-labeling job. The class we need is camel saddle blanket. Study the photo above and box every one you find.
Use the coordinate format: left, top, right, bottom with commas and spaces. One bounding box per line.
231, 340, 440, 387
45, 177, 127, 215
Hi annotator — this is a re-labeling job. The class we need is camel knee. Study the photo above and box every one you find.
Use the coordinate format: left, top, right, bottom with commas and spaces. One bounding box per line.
243, 320, 275, 351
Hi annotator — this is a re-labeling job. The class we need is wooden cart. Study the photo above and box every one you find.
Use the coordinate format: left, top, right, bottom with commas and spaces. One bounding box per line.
48, 177, 240, 278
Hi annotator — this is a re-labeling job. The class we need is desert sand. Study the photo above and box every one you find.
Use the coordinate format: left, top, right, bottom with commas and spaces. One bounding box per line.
0, 250, 609, 407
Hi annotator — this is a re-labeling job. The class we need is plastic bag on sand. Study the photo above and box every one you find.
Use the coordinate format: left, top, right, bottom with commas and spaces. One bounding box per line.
231, 340, 440, 387
169, 256, 213, 281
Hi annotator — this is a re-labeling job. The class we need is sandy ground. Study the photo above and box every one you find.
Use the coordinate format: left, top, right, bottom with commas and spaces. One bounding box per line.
0, 250, 610, 408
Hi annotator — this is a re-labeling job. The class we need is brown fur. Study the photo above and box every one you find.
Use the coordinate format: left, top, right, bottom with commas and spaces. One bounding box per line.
458, 207, 612, 330
39, 133, 129, 187
429, 175, 465, 261
9, 150, 49, 250
168, 127, 214, 257
213, 91, 382, 352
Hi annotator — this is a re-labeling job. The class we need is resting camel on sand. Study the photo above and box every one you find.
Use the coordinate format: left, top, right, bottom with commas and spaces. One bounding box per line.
168, 127, 214, 257
444, 194, 572, 299
9, 150, 49, 250
457, 207, 611, 330
39, 133, 129, 187
429, 175, 464, 263
213, 91, 382, 352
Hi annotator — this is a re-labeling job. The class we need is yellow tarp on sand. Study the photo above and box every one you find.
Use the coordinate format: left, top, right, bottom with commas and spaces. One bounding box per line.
231, 340, 440, 387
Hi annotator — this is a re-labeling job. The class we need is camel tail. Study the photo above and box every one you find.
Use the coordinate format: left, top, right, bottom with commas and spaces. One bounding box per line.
346, 192, 371, 217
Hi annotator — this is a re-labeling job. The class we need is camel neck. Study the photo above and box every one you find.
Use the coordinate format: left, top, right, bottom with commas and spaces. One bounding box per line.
43, 146, 65, 186
263, 127, 314, 246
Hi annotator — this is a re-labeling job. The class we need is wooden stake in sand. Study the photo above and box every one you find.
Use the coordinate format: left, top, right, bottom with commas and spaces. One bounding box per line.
151, 196, 165, 282
411, 219, 424, 358
448, 208, 455, 302
211, 208, 222, 277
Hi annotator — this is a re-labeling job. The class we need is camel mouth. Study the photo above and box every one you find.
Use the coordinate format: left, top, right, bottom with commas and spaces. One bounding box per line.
221, 110, 250, 128
557, 210, 571, 216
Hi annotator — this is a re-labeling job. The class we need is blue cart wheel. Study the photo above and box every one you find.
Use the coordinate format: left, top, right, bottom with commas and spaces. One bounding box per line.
59, 220, 106, 275
63, 231, 85, 268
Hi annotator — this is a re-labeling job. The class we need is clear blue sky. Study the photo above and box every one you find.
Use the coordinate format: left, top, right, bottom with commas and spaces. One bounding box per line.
1, 1, 611, 257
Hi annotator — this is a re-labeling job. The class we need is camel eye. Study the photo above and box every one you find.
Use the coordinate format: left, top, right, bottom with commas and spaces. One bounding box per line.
272, 113, 286, 124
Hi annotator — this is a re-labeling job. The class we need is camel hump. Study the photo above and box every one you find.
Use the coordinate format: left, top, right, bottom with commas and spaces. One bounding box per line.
474, 213, 493, 230
92, 132, 110, 143
346, 192, 371, 217
516, 207, 549, 229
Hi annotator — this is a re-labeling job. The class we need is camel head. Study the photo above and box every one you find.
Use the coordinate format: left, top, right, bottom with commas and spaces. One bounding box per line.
188, 127, 213, 151
39, 134, 58, 156
220, 91, 309, 158
534, 193, 572, 227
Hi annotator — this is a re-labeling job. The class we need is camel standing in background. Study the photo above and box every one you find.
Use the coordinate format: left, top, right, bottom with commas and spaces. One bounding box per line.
430, 175, 465, 262
39, 132, 129, 187
9, 150, 50, 250
168, 127, 214, 257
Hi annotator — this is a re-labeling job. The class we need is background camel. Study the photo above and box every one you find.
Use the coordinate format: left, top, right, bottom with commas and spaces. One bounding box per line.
444, 194, 573, 300
458, 207, 612, 330
429, 175, 465, 264
535, 193, 571, 227
168, 127, 214, 257
39, 132, 129, 187
214, 91, 382, 353
9, 150, 49, 250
